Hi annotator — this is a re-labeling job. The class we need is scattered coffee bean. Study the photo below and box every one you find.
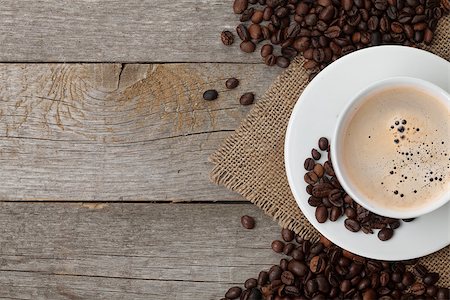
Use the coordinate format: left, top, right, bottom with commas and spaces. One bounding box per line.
311, 148, 321, 160
318, 137, 329, 151
226, 78, 239, 89
203, 89, 218, 101
221, 30, 234, 46
241, 215, 255, 229
315, 205, 328, 223
344, 218, 361, 232
378, 227, 394, 241
240, 92, 255, 106
304, 158, 315, 171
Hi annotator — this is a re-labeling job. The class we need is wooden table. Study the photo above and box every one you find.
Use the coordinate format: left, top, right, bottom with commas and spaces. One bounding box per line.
0, 1, 285, 299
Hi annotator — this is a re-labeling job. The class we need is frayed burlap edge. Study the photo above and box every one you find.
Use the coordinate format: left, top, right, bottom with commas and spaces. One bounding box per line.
210, 16, 450, 285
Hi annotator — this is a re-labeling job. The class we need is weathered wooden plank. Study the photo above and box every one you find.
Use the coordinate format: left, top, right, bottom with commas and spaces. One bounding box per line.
0, 0, 264, 63
0, 63, 279, 201
0, 202, 282, 299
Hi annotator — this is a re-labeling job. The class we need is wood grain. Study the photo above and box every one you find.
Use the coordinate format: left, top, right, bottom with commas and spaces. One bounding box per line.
0, 63, 279, 201
0, 202, 282, 299
0, 0, 266, 63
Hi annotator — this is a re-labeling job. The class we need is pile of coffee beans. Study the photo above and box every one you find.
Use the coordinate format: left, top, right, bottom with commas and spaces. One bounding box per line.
221, 228, 449, 299
224, 0, 449, 78
304, 137, 414, 241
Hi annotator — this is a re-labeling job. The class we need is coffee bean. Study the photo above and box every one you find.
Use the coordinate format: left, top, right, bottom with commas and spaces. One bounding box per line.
316, 206, 329, 223
345, 207, 357, 219
413, 264, 428, 278
344, 218, 361, 232
221, 31, 235, 46
203, 90, 218, 101
423, 272, 439, 286
240, 216, 255, 230
358, 278, 371, 290
291, 248, 305, 261
410, 282, 426, 296
260, 44, 273, 58
304, 158, 316, 171
402, 218, 415, 222
271, 240, 285, 253
305, 171, 319, 185
374, 0, 388, 10
269, 265, 283, 281
226, 78, 240, 89
391, 272, 402, 283
257, 271, 269, 286
247, 288, 262, 300
379, 271, 390, 287
310, 255, 326, 273
288, 259, 308, 277
312, 183, 334, 197
306, 184, 314, 195
377, 228, 393, 241
306, 278, 319, 294
245, 278, 258, 289
325, 26, 342, 38
281, 47, 298, 60
328, 189, 344, 207
281, 228, 295, 242
264, 54, 277, 66
437, 288, 450, 300
323, 161, 335, 176
330, 206, 341, 221
281, 270, 295, 285
240, 92, 255, 105
362, 288, 377, 300
279, 258, 288, 271
424, 27, 433, 44
402, 271, 415, 286
311, 148, 322, 160
276, 56, 290, 68
233, 0, 249, 14
305, 13, 318, 26
240, 41, 256, 53
340, 279, 352, 292
248, 24, 262, 40
251, 9, 264, 23
225, 286, 242, 299
236, 24, 250, 41
283, 242, 295, 255
314, 164, 325, 178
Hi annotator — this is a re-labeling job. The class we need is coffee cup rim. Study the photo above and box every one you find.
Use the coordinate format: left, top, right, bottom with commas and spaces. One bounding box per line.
331, 76, 450, 219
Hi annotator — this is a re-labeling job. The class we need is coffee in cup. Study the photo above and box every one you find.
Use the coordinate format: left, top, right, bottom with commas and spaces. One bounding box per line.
332, 77, 450, 218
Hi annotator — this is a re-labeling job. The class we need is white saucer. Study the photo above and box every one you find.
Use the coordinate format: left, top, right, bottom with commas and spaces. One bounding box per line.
285, 46, 450, 261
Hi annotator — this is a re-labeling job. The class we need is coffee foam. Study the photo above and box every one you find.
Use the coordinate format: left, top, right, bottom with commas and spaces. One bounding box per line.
342, 86, 450, 211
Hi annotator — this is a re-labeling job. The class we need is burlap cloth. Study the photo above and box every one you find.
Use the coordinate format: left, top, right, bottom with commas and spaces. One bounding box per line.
210, 16, 450, 285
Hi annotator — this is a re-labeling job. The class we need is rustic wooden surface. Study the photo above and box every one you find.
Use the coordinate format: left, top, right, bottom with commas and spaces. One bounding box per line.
0, 1, 288, 299
0, 203, 282, 299
0, 63, 279, 202
0, 0, 263, 63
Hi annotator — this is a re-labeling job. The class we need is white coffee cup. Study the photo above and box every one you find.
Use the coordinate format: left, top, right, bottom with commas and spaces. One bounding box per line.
331, 77, 450, 219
